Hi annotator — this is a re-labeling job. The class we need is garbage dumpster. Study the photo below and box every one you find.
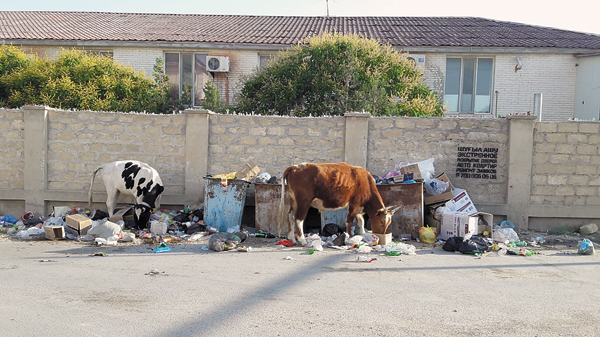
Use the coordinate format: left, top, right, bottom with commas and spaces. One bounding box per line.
318, 182, 423, 238
254, 183, 290, 235
204, 177, 250, 232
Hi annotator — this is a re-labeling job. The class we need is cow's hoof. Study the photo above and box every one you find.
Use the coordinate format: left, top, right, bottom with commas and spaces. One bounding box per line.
298, 237, 308, 246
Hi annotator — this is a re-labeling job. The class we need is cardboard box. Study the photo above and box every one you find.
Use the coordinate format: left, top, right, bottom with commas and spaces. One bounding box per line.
235, 160, 260, 181
445, 188, 477, 214
44, 225, 65, 240
424, 172, 454, 205
109, 207, 133, 223
65, 214, 92, 236
393, 172, 423, 183
440, 212, 493, 240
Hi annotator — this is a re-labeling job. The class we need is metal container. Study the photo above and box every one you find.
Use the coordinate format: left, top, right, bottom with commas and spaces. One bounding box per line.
376, 182, 423, 240
203, 177, 250, 232
254, 183, 289, 234
321, 209, 349, 229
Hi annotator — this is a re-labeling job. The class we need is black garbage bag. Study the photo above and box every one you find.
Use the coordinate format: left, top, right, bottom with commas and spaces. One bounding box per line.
459, 235, 492, 254
192, 209, 204, 221
91, 209, 109, 220
23, 217, 43, 226
185, 222, 207, 234
235, 229, 249, 243
208, 232, 242, 252
172, 213, 190, 223
321, 223, 342, 237
333, 232, 348, 246
442, 236, 464, 252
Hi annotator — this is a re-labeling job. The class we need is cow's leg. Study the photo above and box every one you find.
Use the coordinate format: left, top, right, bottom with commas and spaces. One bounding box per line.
105, 189, 119, 216
292, 204, 310, 246
355, 213, 366, 235
346, 207, 360, 236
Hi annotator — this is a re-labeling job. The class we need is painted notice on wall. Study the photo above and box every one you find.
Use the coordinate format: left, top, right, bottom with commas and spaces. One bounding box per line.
456, 146, 498, 179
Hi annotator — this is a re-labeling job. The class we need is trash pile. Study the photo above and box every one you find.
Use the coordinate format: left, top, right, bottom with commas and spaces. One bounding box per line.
275, 231, 417, 258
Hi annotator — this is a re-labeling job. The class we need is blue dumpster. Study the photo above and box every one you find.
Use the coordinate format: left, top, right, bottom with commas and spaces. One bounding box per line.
321, 209, 348, 229
204, 177, 250, 232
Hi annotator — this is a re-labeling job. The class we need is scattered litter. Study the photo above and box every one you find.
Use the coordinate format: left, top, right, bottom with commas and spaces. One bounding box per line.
284, 256, 293, 260
145, 269, 168, 276
277, 240, 295, 247
578, 239, 595, 255
237, 246, 252, 252
39, 259, 56, 262
356, 256, 376, 263
91, 252, 107, 257
153, 246, 171, 253
357, 244, 373, 253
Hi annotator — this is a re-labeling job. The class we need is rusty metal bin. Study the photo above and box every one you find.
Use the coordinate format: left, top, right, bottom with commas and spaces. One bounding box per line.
204, 177, 250, 232
317, 183, 423, 238
377, 182, 423, 239
254, 183, 292, 234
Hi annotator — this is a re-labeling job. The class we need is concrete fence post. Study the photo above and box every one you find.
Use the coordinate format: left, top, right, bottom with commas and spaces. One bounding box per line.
22, 105, 49, 215
506, 115, 537, 229
343, 112, 371, 167
184, 109, 213, 205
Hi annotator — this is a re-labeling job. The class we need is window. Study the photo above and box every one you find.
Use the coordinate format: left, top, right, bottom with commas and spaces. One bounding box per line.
259, 55, 273, 70
164, 52, 211, 106
444, 57, 493, 113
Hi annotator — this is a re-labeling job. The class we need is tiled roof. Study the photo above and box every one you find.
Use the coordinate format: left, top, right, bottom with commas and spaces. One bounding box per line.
1, 11, 600, 50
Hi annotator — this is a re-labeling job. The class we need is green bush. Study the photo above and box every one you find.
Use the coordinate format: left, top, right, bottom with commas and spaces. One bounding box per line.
0, 46, 183, 113
235, 33, 445, 117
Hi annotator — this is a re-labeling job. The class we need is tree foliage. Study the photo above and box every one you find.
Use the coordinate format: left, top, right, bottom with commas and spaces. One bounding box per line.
0, 46, 183, 113
235, 33, 445, 117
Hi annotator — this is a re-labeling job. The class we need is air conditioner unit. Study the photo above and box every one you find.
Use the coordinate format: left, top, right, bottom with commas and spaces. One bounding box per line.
406, 54, 426, 69
207, 56, 230, 72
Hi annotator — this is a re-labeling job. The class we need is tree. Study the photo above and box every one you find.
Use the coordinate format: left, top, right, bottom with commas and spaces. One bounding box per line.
202, 80, 224, 112
235, 33, 445, 117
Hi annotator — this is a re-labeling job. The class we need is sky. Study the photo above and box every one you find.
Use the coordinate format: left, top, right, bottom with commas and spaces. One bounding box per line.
2, 0, 600, 35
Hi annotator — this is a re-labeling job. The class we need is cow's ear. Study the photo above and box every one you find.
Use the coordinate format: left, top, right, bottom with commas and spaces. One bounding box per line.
386, 205, 402, 214
156, 185, 165, 195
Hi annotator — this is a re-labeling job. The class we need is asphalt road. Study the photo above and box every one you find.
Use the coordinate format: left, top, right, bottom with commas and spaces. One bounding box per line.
1, 235, 599, 337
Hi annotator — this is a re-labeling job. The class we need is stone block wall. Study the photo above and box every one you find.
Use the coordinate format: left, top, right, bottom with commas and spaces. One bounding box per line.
207, 114, 345, 176
0, 108, 24, 190
47, 110, 186, 195
532, 122, 600, 206
367, 117, 509, 204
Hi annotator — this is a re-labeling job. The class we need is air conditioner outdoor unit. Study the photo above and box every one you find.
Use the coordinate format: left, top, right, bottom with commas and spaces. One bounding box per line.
207, 56, 230, 72
406, 54, 426, 69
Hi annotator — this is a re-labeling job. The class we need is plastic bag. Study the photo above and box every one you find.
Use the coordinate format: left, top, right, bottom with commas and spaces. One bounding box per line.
419, 226, 436, 244
88, 221, 123, 239
424, 179, 449, 196
578, 239, 595, 255
459, 235, 491, 254
493, 227, 519, 243
209, 232, 242, 252
384, 242, 416, 255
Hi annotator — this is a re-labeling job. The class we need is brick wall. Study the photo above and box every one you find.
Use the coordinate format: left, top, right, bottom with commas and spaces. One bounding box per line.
532, 122, 600, 206
207, 114, 345, 176
47, 110, 186, 194
367, 117, 509, 204
113, 47, 164, 76
0, 109, 24, 190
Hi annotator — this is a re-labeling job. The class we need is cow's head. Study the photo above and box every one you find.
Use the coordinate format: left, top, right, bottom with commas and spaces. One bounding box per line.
133, 203, 153, 229
371, 206, 401, 234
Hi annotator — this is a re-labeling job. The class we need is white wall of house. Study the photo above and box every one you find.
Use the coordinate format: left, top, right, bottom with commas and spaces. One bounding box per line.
113, 47, 164, 76
494, 54, 577, 121
574, 55, 600, 121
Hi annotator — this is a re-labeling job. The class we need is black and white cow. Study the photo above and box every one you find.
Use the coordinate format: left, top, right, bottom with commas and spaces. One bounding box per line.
88, 160, 164, 229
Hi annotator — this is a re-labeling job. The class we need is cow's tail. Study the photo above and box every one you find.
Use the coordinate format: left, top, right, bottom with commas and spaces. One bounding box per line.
88, 166, 103, 209
277, 170, 289, 238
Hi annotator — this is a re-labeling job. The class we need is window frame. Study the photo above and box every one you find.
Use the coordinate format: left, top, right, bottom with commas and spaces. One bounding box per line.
444, 56, 495, 115
164, 51, 210, 107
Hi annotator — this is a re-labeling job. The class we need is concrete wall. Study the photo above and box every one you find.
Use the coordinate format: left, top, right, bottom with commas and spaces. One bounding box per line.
1, 106, 599, 231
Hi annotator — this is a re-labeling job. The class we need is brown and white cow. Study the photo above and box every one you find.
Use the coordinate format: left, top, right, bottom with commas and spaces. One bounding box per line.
279, 162, 399, 246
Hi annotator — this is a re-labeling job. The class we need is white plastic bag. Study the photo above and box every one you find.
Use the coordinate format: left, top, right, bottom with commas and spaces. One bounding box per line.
493, 228, 519, 243
424, 179, 450, 196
